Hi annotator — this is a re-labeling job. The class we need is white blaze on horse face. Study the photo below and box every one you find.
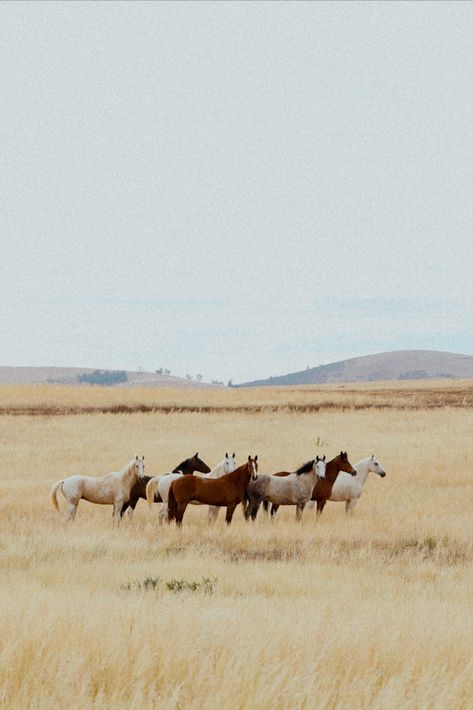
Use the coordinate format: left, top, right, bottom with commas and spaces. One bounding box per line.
251, 460, 258, 480
315, 458, 326, 479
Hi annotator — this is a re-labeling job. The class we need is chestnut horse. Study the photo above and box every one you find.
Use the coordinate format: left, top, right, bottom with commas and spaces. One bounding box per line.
120, 453, 211, 517
146, 453, 237, 525
268, 451, 356, 518
168, 455, 258, 526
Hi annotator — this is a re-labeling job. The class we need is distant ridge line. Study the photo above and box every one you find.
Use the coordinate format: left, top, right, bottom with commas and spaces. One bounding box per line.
236, 350, 473, 387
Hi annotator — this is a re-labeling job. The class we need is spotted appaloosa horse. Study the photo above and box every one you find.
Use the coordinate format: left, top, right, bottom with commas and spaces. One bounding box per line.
168, 455, 258, 526
121, 453, 211, 516
51, 456, 146, 522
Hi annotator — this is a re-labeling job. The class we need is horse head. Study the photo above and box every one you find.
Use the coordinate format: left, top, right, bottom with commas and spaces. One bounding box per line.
192, 452, 211, 474
315, 455, 326, 479
339, 451, 357, 476
369, 454, 386, 478
224, 452, 237, 473
248, 455, 258, 480
134, 455, 145, 479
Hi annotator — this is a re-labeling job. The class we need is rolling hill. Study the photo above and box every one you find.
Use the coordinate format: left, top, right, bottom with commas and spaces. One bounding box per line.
236, 350, 473, 387
0, 367, 213, 388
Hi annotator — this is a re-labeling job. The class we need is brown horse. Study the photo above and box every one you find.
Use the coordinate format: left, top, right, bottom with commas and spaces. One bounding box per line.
168, 455, 258, 526
120, 453, 211, 516
269, 452, 356, 517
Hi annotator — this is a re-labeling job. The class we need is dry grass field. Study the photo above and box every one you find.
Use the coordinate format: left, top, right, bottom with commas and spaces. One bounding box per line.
1, 381, 472, 708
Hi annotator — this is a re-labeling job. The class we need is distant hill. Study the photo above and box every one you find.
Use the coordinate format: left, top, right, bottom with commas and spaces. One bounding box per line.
0, 367, 214, 388
236, 350, 473, 387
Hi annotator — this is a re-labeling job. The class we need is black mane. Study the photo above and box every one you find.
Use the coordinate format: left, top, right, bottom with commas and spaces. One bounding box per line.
172, 458, 191, 472
295, 459, 315, 476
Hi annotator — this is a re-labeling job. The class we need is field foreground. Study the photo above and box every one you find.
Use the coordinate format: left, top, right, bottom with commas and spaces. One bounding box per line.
1, 382, 472, 709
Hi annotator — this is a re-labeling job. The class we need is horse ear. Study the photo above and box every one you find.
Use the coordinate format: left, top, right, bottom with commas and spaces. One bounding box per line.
323, 455, 326, 461
225, 452, 228, 458
195, 452, 198, 457
248, 455, 251, 461
255, 455, 258, 461
135, 454, 138, 459
232, 452, 235, 458
371, 454, 374, 459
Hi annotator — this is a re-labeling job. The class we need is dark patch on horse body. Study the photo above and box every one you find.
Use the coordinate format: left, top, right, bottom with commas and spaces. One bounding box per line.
121, 453, 210, 515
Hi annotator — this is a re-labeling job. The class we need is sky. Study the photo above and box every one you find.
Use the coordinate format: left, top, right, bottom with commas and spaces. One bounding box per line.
1, 1, 472, 383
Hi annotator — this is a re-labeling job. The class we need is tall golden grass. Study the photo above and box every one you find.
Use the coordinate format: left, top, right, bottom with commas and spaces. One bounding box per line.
1, 382, 472, 708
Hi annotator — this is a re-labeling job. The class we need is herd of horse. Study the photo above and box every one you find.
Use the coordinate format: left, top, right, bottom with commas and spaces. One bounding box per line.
50, 451, 387, 525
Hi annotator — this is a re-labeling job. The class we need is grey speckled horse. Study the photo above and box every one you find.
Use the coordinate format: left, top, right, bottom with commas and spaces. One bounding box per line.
244, 456, 326, 521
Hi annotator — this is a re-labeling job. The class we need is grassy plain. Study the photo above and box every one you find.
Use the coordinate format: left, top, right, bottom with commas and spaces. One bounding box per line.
0, 381, 472, 708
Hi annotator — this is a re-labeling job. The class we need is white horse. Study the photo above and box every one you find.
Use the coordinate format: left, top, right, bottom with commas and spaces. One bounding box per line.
245, 456, 326, 521
146, 453, 237, 525
50, 456, 145, 522
305, 455, 386, 514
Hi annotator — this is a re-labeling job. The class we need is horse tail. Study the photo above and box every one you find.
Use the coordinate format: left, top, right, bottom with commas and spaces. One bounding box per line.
146, 477, 160, 508
168, 484, 177, 522
50, 480, 64, 511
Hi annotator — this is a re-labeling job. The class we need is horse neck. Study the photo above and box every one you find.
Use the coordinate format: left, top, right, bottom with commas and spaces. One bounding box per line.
176, 460, 194, 475
208, 460, 226, 478
325, 459, 343, 484
354, 459, 370, 484
301, 468, 318, 490
233, 463, 252, 488
122, 461, 138, 490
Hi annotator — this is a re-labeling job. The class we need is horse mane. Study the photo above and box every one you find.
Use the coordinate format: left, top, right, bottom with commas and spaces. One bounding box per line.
295, 459, 315, 476
172, 458, 191, 473
121, 459, 137, 475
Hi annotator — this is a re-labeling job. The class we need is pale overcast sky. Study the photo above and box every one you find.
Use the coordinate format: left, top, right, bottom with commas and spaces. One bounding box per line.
1, 1, 472, 382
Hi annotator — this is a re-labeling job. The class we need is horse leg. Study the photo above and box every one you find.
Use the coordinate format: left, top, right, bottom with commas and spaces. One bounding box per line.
225, 503, 237, 525
208, 505, 219, 523
113, 500, 124, 523
296, 502, 305, 521
346, 498, 357, 515
249, 498, 260, 521
66, 501, 78, 522
305, 500, 316, 511
316, 499, 326, 517
157, 502, 168, 526
243, 496, 252, 520
175, 503, 187, 527
271, 503, 279, 517
125, 494, 139, 519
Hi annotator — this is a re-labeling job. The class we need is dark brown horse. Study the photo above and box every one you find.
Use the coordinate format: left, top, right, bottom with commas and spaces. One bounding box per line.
269, 452, 356, 517
168, 455, 258, 526
121, 453, 211, 516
